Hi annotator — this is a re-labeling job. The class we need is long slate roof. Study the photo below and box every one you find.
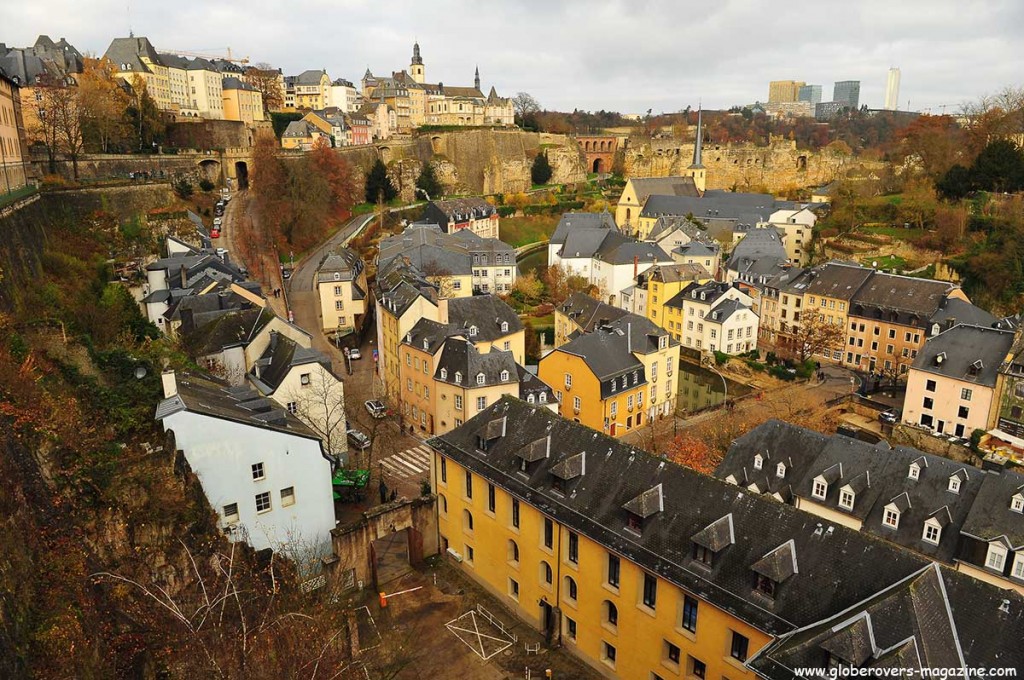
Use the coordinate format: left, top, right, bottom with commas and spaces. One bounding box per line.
850, 272, 958, 317
929, 297, 998, 332
803, 262, 874, 301
551, 322, 645, 380
429, 398, 934, 637
250, 332, 331, 393
910, 324, 1014, 388
550, 212, 618, 246
640, 190, 783, 221
626, 176, 700, 205
726, 228, 789, 276
718, 420, 988, 564
433, 338, 519, 388
557, 293, 629, 334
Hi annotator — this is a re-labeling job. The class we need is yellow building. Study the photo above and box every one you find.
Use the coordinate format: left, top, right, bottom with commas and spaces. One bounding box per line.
801, 262, 874, 363
643, 263, 713, 332
286, 69, 331, 111
222, 77, 265, 124
427, 398, 993, 679
0, 70, 28, 195
768, 80, 805, 103
104, 36, 171, 110
540, 313, 678, 435
316, 247, 368, 336
615, 176, 700, 230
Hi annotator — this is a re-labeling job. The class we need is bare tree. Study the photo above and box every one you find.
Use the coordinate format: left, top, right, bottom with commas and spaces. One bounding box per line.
284, 364, 349, 458
26, 75, 69, 175
512, 92, 540, 120
245, 63, 285, 114
792, 315, 846, 363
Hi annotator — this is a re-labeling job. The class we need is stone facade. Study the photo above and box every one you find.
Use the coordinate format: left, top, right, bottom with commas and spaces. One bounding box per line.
622, 137, 883, 193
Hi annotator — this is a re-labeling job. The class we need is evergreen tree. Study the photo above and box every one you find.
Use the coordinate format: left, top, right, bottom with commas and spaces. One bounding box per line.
364, 159, 397, 203
415, 162, 443, 201
936, 164, 973, 201
531, 152, 553, 185
971, 139, 1024, 193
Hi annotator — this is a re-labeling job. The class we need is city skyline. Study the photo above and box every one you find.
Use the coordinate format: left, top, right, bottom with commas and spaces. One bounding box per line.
2, 0, 1020, 115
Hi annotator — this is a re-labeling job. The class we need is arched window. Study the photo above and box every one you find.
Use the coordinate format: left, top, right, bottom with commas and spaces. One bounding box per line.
602, 600, 618, 628
439, 494, 448, 515
540, 560, 552, 586
476, 373, 485, 386
508, 539, 519, 563
463, 509, 474, 532
500, 370, 510, 382
501, 321, 509, 332
564, 575, 578, 603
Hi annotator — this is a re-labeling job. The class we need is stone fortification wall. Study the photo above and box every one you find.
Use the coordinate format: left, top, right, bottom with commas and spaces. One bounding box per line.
622, 138, 884, 193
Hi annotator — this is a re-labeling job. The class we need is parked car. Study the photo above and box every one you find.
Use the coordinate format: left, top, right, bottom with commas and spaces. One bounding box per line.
214, 206, 224, 217
210, 228, 220, 239
221, 188, 231, 200
348, 348, 361, 360
282, 268, 292, 280
347, 429, 371, 450
213, 217, 222, 227
364, 400, 387, 419
879, 410, 899, 424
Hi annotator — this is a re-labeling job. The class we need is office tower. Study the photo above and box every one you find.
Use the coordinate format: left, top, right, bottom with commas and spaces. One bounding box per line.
884, 68, 901, 110
833, 80, 861, 108
768, 80, 805, 103
798, 84, 822, 104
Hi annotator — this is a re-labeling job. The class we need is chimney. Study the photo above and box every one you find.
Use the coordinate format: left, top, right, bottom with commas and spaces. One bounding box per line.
161, 370, 178, 398
180, 264, 188, 288
634, 255, 639, 280
627, 322, 632, 353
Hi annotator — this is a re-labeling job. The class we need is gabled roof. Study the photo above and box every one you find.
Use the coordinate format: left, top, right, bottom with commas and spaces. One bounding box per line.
104, 36, 161, 72
433, 337, 519, 389
726, 228, 789, 276
910, 324, 1013, 388
961, 468, 1024, 549
156, 372, 318, 439
626, 176, 700, 205
929, 297, 998, 333
551, 322, 645, 381
550, 212, 618, 246
558, 293, 629, 333
445, 295, 522, 341
851, 272, 958, 317
803, 262, 874, 301
250, 332, 331, 393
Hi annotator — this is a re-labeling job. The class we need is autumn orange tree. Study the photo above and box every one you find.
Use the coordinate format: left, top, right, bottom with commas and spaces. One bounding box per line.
664, 434, 722, 474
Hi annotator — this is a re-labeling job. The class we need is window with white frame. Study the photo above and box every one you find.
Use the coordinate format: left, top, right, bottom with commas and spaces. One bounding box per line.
476, 396, 487, 411
812, 479, 827, 499
839, 490, 855, 510
923, 522, 940, 545
949, 476, 961, 494
454, 395, 463, 411
776, 463, 786, 478
539, 392, 547, 403
1012, 553, 1024, 580
565, 373, 572, 388
986, 543, 1008, 571
500, 370, 509, 382
440, 368, 448, 380
255, 491, 271, 513
252, 462, 265, 481
476, 373, 485, 386
883, 508, 900, 528
908, 463, 920, 480
1012, 494, 1024, 513
573, 396, 581, 411
753, 454, 763, 470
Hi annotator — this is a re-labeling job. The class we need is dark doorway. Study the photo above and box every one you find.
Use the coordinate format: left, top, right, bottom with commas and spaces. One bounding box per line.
592, 158, 603, 173
539, 600, 554, 644
370, 528, 412, 588
235, 161, 249, 189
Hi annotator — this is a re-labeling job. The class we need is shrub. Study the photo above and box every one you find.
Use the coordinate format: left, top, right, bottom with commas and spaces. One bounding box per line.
769, 365, 797, 381
172, 176, 193, 199
198, 178, 215, 192
714, 350, 729, 366
531, 153, 553, 185
497, 206, 517, 217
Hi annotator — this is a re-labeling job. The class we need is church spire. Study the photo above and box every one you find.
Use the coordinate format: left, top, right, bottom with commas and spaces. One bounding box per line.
474, 65, 480, 91
689, 105, 704, 169
411, 41, 423, 65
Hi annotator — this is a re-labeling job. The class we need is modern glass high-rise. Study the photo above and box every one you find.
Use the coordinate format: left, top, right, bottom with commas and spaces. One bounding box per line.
884, 68, 901, 110
833, 80, 861, 109
798, 84, 822, 104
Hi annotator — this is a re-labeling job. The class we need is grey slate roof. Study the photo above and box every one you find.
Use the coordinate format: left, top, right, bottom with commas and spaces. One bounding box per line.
717, 420, 987, 564
910, 324, 1014, 388
516, 364, 555, 405
156, 372, 319, 439
627, 176, 700, 206
445, 295, 522, 342
551, 323, 645, 383
317, 247, 364, 284
960, 467, 1024, 549
250, 332, 331, 393
929, 297, 998, 333
726, 228, 789, 277
104, 36, 162, 73
640, 190, 782, 222
803, 262, 874, 301
594, 233, 672, 266
673, 241, 720, 259
550, 212, 618, 246
421, 198, 496, 226
378, 223, 513, 276
433, 338, 518, 388
558, 293, 629, 334
851, 272, 958, 319
428, 398, 933, 637
183, 307, 273, 357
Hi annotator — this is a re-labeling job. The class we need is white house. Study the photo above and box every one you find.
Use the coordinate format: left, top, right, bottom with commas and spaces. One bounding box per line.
156, 371, 336, 570
769, 207, 817, 266
666, 281, 758, 354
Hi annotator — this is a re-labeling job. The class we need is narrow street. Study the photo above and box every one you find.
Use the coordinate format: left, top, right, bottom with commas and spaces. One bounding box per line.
227, 194, 426, 498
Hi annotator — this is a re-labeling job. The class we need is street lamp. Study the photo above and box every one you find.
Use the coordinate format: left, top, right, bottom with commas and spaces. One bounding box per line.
416, 187, 431, 202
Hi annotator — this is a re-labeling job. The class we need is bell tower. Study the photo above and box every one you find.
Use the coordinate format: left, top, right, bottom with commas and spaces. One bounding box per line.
410, 41, 425, 84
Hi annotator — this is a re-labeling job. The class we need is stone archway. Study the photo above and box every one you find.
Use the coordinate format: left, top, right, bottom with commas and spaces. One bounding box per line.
198, 159, 221, 183
234, 161, 249, 189
593, 158, 604, 173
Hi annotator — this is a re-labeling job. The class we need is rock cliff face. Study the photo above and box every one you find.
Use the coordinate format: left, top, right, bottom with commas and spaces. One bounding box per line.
622, 138, 885, 193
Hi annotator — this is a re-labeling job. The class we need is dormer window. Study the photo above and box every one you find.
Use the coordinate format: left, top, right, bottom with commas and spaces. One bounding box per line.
334, 272, 341, 281
908, 463, 920, 480
812, 479, 827, 500
753, 574, 776, 597
1011, 493, 1024, 513
455, 371, 462, 384
623, 484, 664, 536
753, 454, 763, 470
923, 519, 942, 545
527, 394, 535, 403
500, 321, 508, 333
948, 476, 961, 494
627, 514, 643, 533
986, 542, 1008, 571
776, 463, 786, 478
440, 368, 448, 380
500, 370, 509, 382
969, 359, 983, 376
476, 372, 485, 386
422, 339, 429, 350
469, 325, 478, 337
839, 489, 855, 510
883, 508, 900, 528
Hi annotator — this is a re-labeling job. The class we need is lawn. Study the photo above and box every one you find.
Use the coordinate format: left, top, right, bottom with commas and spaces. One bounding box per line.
500, 215, 559, 247
860, 254, 908, 271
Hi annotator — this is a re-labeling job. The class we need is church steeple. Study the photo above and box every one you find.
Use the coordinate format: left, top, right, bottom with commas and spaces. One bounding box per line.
410, 41, 425, 84
690, 106, 704, 169
474, 66, 480, 91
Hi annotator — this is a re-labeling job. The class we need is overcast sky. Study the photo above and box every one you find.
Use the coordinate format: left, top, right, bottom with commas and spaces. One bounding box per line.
3, 0, 1020, 114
